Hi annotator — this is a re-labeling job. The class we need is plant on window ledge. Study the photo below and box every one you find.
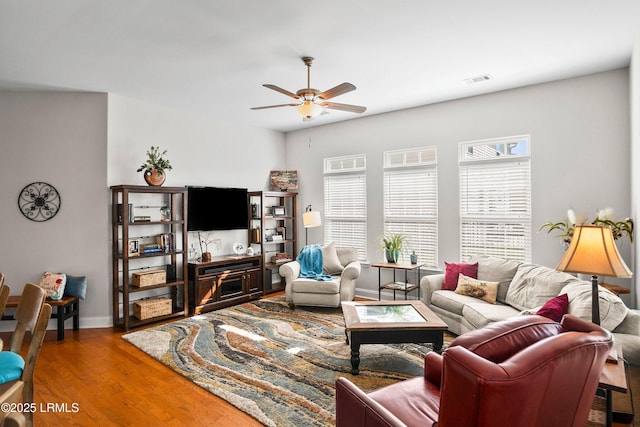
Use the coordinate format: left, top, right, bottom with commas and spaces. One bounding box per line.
378, 232, 410, 263
539, 208, 633, 248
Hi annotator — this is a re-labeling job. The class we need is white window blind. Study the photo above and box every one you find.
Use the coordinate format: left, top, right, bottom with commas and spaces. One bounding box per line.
383, 147, 438, 268
324, 155, 367, 261
459, 136, 531, 262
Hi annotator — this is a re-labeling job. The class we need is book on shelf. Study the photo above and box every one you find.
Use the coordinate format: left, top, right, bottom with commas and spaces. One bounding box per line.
606, 347, 619, 364
383, 282, 417, 290
141, 247, 163, 254
116, 203, 134, 223
271, 252, 292, 264
155, 233, 175, 252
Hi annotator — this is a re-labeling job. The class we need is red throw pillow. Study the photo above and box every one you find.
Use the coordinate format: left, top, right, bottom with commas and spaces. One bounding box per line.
536, 294, 569, 322
443, 262, 478, 291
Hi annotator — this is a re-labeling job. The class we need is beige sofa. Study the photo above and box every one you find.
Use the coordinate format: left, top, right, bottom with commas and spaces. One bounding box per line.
420, 255, 640, 365
279, 245, 361, 308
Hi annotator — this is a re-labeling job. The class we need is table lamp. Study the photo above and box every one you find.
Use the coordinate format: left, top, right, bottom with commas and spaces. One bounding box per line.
302, 204, 321, 246
556, 225, 632, 325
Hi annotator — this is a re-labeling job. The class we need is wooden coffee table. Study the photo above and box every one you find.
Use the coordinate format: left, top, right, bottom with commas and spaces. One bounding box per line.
341, 300, 448, 374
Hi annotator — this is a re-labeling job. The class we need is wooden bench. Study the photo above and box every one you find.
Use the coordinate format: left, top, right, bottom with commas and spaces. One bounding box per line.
2, 295, 79, 340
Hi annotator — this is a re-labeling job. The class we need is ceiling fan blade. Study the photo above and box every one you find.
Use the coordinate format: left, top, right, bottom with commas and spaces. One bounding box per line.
251, 103, 298, 110
263, 84, 300, 99
320, 101, 367, 113
318, 83, 356, 100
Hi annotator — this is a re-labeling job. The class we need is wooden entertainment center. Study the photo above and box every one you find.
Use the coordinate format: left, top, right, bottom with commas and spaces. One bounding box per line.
188, 255, 263, 314
110, 185, 297, 327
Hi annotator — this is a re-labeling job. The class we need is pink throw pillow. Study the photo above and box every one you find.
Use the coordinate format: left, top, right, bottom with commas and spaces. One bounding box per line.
536, 294, 569, 322
443, 262, 478, 291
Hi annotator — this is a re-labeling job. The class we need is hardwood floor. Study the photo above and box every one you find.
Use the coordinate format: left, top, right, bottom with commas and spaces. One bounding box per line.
0, 327, 263, 426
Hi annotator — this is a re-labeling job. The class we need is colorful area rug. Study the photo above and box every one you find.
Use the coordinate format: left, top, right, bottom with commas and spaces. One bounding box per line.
123, 297, 450, 427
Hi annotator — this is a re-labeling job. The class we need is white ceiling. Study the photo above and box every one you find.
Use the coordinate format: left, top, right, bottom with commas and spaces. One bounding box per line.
1, 1, 639, 133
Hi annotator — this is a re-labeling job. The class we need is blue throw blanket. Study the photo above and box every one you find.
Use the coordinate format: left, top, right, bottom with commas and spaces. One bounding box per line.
297, 244, 334, 281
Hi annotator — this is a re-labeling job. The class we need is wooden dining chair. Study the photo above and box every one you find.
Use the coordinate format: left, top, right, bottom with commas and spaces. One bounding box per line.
0, 282, 9, 319
0, 381, 26, 427
0, 283, 51, 427
4, 283, 46, 353
0, 283, 9, 350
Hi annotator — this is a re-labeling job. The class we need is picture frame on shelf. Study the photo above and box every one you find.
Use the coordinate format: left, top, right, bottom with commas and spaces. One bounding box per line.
272, 206, 286, 217
128, 239, 140, 257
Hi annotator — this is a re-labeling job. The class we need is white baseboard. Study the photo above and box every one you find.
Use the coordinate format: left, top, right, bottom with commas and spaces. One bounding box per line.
355, 287, 419, 301
0, 316, 114, 333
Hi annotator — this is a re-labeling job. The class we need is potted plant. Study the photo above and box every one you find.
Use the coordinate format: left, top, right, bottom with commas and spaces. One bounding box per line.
378, 232, 410, 263
137, 146, 173, 186
539, 208, 633, 249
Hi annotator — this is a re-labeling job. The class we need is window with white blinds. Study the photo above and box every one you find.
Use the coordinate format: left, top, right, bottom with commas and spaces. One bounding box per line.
459, 136, 531, 262
324, 154, 367, 261
383, 147, 438, 268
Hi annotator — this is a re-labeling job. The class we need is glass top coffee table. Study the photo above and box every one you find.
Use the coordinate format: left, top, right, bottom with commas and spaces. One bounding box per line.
341, 300, 448, 374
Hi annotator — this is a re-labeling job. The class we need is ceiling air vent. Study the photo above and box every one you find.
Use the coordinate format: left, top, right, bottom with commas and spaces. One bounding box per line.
464, 74, 492, 84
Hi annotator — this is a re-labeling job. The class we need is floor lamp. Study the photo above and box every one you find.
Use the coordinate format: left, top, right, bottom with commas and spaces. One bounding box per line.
302, 205, 321, 246
556, 225, 632, 325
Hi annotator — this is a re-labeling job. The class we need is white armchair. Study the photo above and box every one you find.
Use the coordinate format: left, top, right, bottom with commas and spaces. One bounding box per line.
279, 244, 361, 308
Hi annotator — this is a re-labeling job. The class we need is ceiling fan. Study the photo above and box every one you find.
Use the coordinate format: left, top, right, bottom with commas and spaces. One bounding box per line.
251, 57, 367, 119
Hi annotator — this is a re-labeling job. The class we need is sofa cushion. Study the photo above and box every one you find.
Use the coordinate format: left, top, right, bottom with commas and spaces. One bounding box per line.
322, 242, 344, 275
64, 274, 87, 300
443, 262, 478, 291
505, 264, 581, 311
291, 277, 340, 294
462, 302, 522, 329
335, 246, 357, 267
38, 272, 67, 300
431, 290, 483, 316
536, 294, 569, 322
470, 255, 522, 304
369, 377, 440, 427
561, 281, 628, 331
454, 274, 498, 304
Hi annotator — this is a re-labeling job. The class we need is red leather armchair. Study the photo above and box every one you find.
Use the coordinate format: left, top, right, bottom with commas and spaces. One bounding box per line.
336, 314, 613, 427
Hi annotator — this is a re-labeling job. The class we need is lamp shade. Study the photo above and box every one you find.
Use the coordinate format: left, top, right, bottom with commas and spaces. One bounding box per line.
556, 225, 632, 278
303, 211, 321, 228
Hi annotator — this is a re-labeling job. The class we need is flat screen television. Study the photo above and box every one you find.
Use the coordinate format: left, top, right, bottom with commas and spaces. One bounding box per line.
187, 186, 248, 231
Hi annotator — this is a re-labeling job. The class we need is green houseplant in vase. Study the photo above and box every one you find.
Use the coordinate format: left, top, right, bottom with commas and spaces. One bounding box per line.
137, 146, 173, 186
378, 232, 409, 263
539, 208, 633, 249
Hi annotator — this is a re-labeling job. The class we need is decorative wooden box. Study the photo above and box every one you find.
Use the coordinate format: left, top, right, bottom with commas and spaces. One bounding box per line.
134, 298, 172, 320
132, 269, 166, 287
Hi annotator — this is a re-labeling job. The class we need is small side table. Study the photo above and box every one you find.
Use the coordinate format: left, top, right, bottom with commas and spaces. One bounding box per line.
600, 283, 630, 296
372, 261, 425, 300
599, 345, 629, 427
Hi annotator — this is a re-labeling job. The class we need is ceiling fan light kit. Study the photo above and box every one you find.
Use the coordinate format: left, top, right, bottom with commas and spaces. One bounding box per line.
252, 56, 367, 120
296, 100, 323, 118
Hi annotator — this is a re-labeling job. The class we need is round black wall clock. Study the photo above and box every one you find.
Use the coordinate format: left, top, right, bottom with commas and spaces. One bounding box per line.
18, 182, 61, 222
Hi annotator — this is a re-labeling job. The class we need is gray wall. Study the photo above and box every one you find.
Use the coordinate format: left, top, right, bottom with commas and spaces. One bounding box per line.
0, 92, 110, 327
0, 67, 633, 328
107, 94, 286, 257
285, 69, 632, 303
1, 91, 287, 329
